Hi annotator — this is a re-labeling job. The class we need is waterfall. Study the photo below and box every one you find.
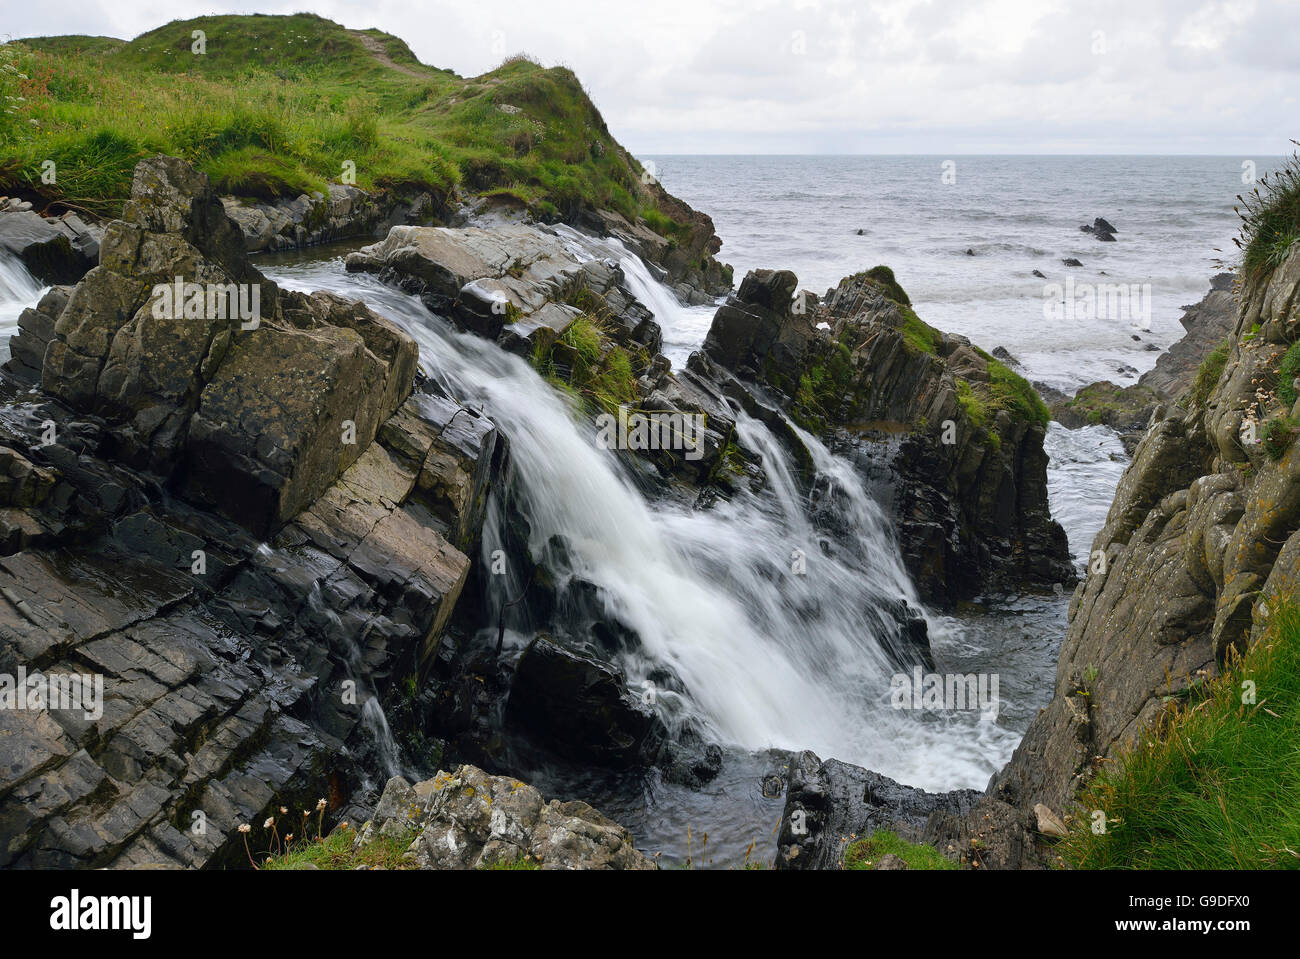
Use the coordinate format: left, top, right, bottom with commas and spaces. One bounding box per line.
0, 254, 47, 362
266, 248, 1020, 791
551, 224, 720, 369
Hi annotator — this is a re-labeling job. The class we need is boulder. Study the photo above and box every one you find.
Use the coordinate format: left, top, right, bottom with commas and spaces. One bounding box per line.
359, 768, 654, 870
507, 634, 664, 767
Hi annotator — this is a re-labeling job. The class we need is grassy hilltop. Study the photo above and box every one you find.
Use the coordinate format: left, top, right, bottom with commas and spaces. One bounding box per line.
0, 12, 687, 236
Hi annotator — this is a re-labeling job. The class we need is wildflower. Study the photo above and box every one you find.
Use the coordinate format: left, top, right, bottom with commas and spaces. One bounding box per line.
280, 806, 288, 814
317, 798, 327, 810
264, 817, 274, 829
238, 824, 251, 834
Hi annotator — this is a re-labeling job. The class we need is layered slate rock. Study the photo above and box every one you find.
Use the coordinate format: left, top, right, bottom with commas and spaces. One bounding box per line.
0, 156, 502, 869
506, 635, 664, 767
354, 767, 654, 870
702, 267, 1074, 605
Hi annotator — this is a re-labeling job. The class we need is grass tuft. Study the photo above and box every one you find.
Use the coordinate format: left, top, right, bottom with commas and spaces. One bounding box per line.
1193, 339, 1231, 408
844, 830, 959, 870
1235, 142, 1300, 281
1061, 601, 1300, 869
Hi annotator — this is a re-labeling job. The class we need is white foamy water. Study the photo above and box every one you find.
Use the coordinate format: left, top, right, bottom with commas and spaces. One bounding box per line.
0, 255, 46, 363
268, 252, 1020, 790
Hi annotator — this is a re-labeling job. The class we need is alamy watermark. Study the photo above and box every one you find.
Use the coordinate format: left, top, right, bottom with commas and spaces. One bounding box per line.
0, 667, 103, 721
595, 405, 706, 461
1043, 277, 1151, 329
150, 277, 261, 330
890, 667, 1000, 719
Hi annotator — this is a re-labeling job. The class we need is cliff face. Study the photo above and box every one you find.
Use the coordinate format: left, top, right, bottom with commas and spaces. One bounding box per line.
907, 248, 1300, 867
0, 157, 502, 868
700, 268, 1074, 606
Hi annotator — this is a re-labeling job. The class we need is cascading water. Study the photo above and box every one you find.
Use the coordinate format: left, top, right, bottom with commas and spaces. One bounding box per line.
265, 245, 1023, 793
0, 254, 47, 363
551, 225, 719, 369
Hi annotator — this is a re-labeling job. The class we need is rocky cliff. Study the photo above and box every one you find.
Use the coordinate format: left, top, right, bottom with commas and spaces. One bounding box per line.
897, 249, 1300, 868
0, 156, 505, 868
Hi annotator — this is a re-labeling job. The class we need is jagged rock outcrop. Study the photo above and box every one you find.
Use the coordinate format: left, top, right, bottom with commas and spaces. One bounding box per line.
0, 156, 503, 869
701, 267, 1074, 605
933, 248, 1300, 866
354, 767, 655, 869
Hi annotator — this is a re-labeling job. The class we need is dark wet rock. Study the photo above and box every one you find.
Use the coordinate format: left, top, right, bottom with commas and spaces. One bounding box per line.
991, 346, 1019, 366
774, 750, 977, 870
0, 210, 101, 285
1031, 269, 1046, 279
1079, 218, 1117, 241
1061, 258, 1083, 267
506, 634, 665, 767
356, 768, 654, 869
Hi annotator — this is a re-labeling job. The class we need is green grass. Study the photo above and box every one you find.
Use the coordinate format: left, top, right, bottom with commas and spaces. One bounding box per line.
955, 378, 988, 429
988, 358, 1050, 427
861, 264, 912, 307
480, 856, 542, 870
1262, 415, 1298, 460
531, 314, 643, 417
1193, 339, 1231, 407
844, 830, 960, 870
953, 359, 1047, 448
1235, 142, 1300, 281
1061, 601, 1300, 869
1278, 340, 1300, 407
899, 305, 941, 355
262, 823, 417, 870
0, 13, 687, 230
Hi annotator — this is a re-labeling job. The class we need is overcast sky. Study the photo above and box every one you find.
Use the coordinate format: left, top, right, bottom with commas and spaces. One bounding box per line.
7, 0, 1297, 155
